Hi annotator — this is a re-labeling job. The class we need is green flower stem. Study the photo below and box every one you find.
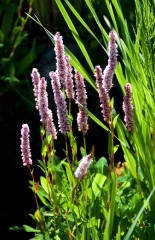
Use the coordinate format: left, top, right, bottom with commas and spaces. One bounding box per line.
28, 165, 46, 232
83, 133, 87, 155
64, 133, 71, 165
69, 98, 71, 116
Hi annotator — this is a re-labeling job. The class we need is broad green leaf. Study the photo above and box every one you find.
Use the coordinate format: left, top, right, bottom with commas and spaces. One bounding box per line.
104, 173, 116, 240
37, 191, 50, 207
113, 114, 119, 129
61, 161, 76, 187
40, 176, 51, 196
92, 173, 106, 197
96, 157, 108, 175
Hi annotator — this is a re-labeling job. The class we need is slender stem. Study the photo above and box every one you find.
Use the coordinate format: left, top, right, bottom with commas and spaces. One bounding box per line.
106, 104, 115, 210
64, 133, 70, 164
27, 165, 45, 231
83, 133, 87, 155
69, 98, 71, 116
109, 121, 115, 170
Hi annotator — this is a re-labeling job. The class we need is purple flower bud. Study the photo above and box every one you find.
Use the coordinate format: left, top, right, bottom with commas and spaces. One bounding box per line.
46, 109, 57, 139
38, 77, 49, 124
31, 68, 40, 109
103, 30, 117, 92
65, 55, 75, 99
75, 70, 89, 134
122, 83, 134, 132
49, 71, 70, 134
21, 124, 32, 166
95, 65, 111, 122
54, 32, 67, 88
74, 153, 93, 180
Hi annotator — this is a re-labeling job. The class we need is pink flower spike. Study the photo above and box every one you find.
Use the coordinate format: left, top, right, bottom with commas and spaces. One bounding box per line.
74, 153, 93, 180
54, 32, 67, 88
75, 70, 89, 134
46, 109, 57, 140
122, 83, 134, 132
38, 77, 49, 125
20, 124, 32, 166
49, 71, 70, 134
31, 68, 40, 109
65, 55, 75, 99
103, 30, 117, 92
95, 65, 111, 122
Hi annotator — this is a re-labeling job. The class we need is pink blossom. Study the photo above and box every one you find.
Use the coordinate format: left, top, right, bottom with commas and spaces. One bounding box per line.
54, 32, 67, 88
103, 30, 117, 92
75, 70, 88, 134
122, 83, 134, 132
95, 65, 110, 122
65, 55, 74, 99
46, 109, 57, 139
38, 77, 49, 124
74, 153, 93, 180
49, 71, 70, 134
31, 68, 40, 109
20, 124, 32, 166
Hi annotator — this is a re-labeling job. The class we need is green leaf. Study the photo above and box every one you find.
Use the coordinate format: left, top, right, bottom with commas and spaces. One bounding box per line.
124, 187, 155, 240
37, 191, 50, 207
37, 160, 46, 173
92, 173, 106, 197
104, 173, 116, 240
80, 147, 86, 157
30, 234, 44, 240
114, 145, 119, 154
9, 225, 39, 232
96, 157, 108, 175
40, 176, 51, 195
113, 114, 119, 129
116, 225, 121, 240
61, 161, 76, 187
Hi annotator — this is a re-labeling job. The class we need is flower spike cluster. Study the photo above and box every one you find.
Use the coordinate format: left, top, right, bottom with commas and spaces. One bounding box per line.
38, 77, 49, 125
21, 124, 32, 166
54, 32, 67, 88
74, 153, 93, 180
65, 55, 75, 99
75, 70, 89, 134
103, 30, 117, 92
31, 70, 57, 139
46, 109, 57, 139
95, 65, 111, 122
49, 71, 70, 134
31, 68, 40, 109
38, 77, 57, 139
122, 83, 134, 132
